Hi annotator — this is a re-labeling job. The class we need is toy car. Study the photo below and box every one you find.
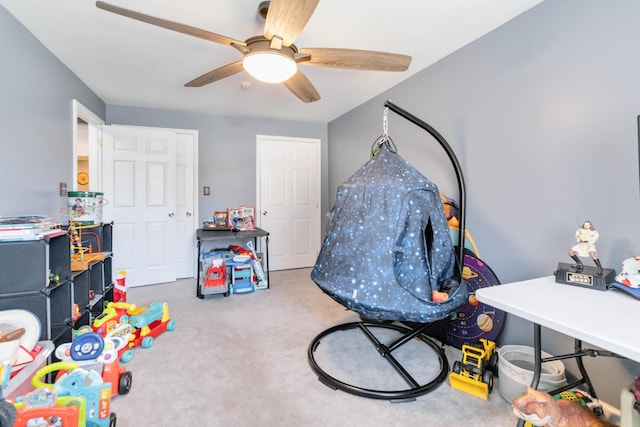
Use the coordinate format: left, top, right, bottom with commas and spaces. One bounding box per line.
92, 303, 136, 363
55, 332, 133, 398
128, 302, 176, 349
448, 338, 498, 400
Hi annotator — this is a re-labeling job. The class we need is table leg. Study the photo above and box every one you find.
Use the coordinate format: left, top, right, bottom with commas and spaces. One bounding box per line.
531, 323, 542, 389
516, 323, 544, 427
574, 339, 598, 398
196, 239, 202, 298
265, 235, 270, 288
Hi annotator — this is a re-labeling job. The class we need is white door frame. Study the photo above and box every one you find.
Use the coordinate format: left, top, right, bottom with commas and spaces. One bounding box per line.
72, 100, 104, 192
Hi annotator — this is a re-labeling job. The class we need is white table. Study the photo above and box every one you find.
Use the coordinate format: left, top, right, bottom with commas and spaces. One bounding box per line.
476, 276, 639, 426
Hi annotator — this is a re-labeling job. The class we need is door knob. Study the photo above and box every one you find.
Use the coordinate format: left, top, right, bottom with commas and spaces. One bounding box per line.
168, 212, 174, 217
262, 211, 268, 216
186, 212, 192, 217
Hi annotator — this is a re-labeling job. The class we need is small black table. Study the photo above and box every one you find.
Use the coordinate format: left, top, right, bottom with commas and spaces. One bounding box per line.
196, 227, 270, 298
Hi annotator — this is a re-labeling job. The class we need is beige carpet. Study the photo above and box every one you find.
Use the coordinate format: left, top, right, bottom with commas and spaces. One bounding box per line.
110, 268, 519, 426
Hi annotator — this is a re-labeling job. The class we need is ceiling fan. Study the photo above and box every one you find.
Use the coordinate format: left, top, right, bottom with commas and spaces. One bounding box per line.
95, 0, 412, 103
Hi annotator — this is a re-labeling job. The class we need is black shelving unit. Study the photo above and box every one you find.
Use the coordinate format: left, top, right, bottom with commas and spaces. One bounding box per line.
0, 223, 115, 347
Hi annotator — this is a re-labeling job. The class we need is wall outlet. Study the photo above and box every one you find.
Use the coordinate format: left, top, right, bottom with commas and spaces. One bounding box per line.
59, 182, 67, 197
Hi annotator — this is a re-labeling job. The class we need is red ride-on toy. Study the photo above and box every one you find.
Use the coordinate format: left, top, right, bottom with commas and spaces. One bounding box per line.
128, 302, 176, 349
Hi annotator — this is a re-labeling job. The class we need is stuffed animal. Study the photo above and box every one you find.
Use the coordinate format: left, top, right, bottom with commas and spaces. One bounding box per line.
512, 386, 617, 427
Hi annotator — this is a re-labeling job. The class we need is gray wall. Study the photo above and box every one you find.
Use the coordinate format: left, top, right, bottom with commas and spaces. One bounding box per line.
106, 106, 328, 224
0, 6, 106, 217
328, 0, 640, 404
2, 0, 638, 408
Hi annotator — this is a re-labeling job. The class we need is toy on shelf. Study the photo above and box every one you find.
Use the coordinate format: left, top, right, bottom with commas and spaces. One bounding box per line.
556, 220, 616, 289
31, 361, 116, 427
0, 309, 43, 373
53, 207, 106, 272
68, 221, 105, 272
568, 220, 603, 275
54, 332, 132, 397
127, 302, 176, 349
448, 338, 498, 400
114, 271, 127, 303
227, 206, 255, 231
203, 211, 230, 229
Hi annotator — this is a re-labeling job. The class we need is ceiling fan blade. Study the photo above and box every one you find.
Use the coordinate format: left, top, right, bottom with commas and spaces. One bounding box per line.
299, 48, 412, 71
264, 0, 319, 47
283, 70, 321, 103
96, 1, 245, 47
185, 61, 245, 87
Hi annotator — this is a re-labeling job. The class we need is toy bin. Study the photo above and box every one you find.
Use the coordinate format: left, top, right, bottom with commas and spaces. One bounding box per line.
4, 340, 54, 400
497, 345, 566, 402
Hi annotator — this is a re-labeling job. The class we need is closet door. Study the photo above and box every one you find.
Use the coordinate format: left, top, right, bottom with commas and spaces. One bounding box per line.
257, 135, 321, 271
103, 125, 177, 287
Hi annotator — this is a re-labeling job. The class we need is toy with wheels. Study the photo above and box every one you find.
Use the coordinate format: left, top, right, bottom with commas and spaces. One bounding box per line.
0, 402, 15, 427
91, 303, 135, 363
32, 361, 116, 427
448, 338, 498, 400
92, 305, 129, 337
202, 260, 230, 297
106, 324, 135, 364
55, 333, 132, 398
13, 388, 83, 427
0, 362, 16, 427
128, 302, 176, 349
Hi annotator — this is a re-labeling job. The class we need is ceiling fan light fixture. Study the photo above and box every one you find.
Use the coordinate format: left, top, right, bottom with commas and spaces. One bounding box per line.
243, 51, 297, 84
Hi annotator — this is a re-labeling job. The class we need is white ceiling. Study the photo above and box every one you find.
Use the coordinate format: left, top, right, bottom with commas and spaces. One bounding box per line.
1, 0, 543, 122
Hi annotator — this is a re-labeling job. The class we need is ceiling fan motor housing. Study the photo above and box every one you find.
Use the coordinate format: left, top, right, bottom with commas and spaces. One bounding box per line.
258, 1, 271, 20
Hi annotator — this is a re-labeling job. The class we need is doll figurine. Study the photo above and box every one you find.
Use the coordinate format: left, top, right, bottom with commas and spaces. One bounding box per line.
568, 220, 603, 275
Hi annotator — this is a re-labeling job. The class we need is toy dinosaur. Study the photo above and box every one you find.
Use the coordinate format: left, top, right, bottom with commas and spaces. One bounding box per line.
512, 386, 617, 427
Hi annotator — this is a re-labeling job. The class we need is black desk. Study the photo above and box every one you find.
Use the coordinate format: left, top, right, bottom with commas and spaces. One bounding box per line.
196, 227, 270, 298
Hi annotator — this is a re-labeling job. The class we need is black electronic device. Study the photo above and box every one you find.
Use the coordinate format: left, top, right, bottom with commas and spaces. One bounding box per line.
554, 262, 616, 291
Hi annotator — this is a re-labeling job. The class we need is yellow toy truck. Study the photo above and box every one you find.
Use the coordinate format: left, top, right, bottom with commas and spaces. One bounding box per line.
448, 338, 498, 400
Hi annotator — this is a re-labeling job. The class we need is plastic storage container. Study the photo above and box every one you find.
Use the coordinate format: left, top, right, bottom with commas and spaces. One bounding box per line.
4, 340, 54, 400
497, 344, 566, 403
68, 191, 104, 224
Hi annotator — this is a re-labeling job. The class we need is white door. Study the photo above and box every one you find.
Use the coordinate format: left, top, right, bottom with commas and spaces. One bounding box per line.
257, 135, 321, 271
102, 125, 196, 286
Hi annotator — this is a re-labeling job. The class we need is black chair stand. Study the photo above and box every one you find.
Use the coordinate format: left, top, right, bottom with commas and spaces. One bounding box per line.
307, 319, 449, 402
